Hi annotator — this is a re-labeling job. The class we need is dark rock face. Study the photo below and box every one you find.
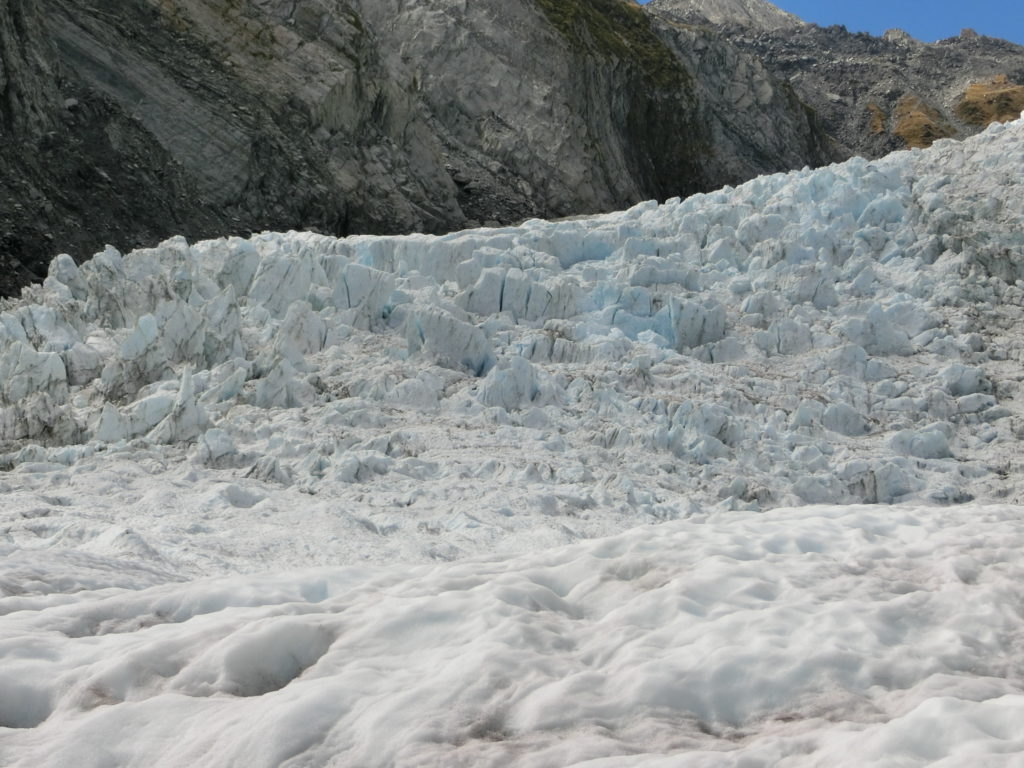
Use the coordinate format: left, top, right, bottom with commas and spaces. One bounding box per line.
655, 21, 841, 184
0, 0, 840, 297
0, 0, 59, 135
0, 0, 61, 294
0, 0, 225, 296
649, 0, 1024, 159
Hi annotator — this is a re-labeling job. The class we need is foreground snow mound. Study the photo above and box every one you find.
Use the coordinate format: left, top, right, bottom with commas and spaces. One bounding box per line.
2, 117, 1023, 570
2, 505, 1024, 767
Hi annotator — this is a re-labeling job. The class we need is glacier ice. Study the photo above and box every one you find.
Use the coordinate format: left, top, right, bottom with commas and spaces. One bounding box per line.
2, 118, 1023, 542
2, 115, 1024, 766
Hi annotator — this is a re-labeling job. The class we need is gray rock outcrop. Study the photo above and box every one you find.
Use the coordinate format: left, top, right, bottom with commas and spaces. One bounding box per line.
649, 0, 1024, 158
648, 0, 803, 31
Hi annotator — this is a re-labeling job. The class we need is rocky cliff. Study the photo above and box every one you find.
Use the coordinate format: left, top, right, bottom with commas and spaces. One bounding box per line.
0, 0, 839, 297
649, 0, 1024, 158
649, 0, 802, 31
0, 0, 59, 134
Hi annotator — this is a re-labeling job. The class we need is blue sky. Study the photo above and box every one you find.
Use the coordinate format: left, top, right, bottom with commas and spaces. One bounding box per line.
637, 0, 1024, 45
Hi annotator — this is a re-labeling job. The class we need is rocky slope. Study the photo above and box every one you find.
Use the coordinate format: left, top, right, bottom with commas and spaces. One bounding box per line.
0, 0, 838, 298
649, 0, 1024, 158
649, 0, 802, 31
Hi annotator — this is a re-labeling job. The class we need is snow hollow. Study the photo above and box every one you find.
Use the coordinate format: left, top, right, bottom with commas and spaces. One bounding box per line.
1, 116, 1024, 766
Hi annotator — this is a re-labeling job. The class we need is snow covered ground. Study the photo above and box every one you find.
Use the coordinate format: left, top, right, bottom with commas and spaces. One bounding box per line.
4, 505, 1024, 767
1, 116, 1024, 765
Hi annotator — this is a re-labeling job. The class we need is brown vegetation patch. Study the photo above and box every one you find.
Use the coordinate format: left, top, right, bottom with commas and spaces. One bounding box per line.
955, 75, 1024, 127
894, 95, 955, 149
866, 103, 887, 134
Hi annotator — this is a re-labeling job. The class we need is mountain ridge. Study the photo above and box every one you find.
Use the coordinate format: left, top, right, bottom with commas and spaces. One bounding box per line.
647, 0, 1024, 158
647, 0, 803, 31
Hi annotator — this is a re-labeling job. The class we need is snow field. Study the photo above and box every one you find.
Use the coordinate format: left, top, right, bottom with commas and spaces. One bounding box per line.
2, 504, 1024, 767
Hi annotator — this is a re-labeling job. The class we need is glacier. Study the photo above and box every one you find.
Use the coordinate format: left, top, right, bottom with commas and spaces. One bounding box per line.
1, 116, 1024, 765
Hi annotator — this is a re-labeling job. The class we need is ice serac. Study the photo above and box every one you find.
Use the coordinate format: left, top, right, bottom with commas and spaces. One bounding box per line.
148, 368, 209, 444
478, 355, 550, 411
405, 307, 495, 376
99, 315, 173, 400
0, 348, 79, 444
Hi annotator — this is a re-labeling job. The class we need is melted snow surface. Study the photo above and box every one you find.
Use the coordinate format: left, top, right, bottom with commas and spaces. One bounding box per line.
1, 117, 1024, 765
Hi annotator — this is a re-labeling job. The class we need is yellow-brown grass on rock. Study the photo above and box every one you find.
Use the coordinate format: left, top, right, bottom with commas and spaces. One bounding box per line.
956, 75, 1024, 127
866, 102, 887, 134
894, 94, 955, 149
